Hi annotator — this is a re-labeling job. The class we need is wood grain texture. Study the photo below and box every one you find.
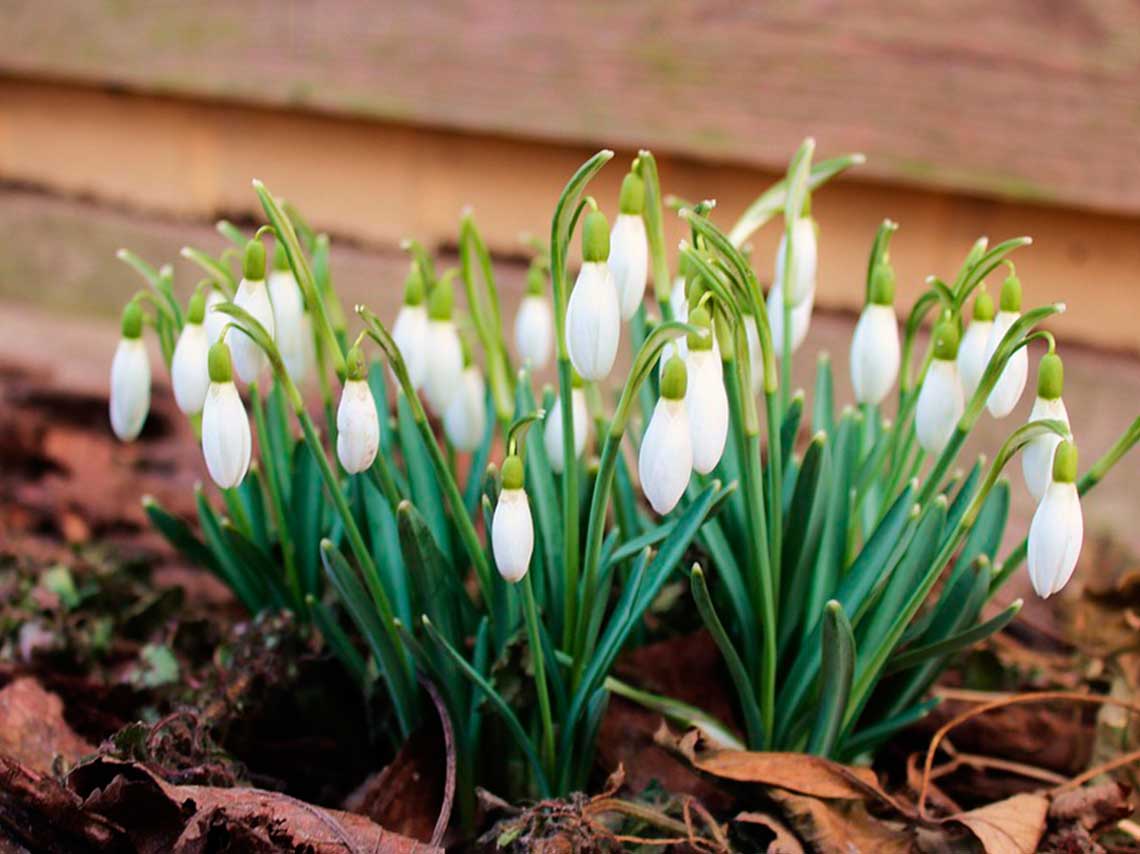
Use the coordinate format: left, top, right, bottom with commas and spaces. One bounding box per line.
3, 1, 1140, 213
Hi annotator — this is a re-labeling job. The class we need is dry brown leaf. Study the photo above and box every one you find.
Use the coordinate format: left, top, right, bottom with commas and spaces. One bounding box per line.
771, 790, 912, 854
950, 793, 1049, 854
0, 677, 94, 772
733, 811, 805, 853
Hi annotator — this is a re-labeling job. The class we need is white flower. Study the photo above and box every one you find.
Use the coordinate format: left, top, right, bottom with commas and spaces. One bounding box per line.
983, 310, 1026, 418
201, 343, 251, 489
544, 387, 588, 474
610, 213, 649, 320
670, 275, 687, 318
492, 456, 534, 583
774, 216, 818, 306
423, 319, 463, 414
566, 261, 620, 381
444, 365, 487, 452
393, 266, 428, 388
849, 304, 899, 405
686, 344, 728, 475
296, 311, 316, 384
768, 284, 813, 358
958, 320, 992, 401
204, 289, 228, 344
915, 358, 964, 454
336, 378, 380, 474
268, 264, 307, 383
1021, 353, 1069, 502
228, 278, 275, 384
639, 356, 693, 514
515, 294, 553, 370
1027, 441, 1083, 598
171, 321, 210, 415
109, 305, 151, 442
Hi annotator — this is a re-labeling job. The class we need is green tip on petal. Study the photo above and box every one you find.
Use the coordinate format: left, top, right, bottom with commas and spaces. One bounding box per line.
428, 278, 453, 320
1037, 352, 1064, 400
273, 240, 290, 271
687, 306, 714, 350
243, 239, 266, 280
501, 454, 524, 490
660, 354, 688, 400
618, 172, 645, 215
582, 210, 610, 263
1000, 272, 1022, 313
208, 340, 233, 383
346, 345, 367, 381
526, 263, 546, 296
1052, 440, 1078, 484
931, 315, 961, 361
973, 288, 995, 322
121, 299, 144, 339
187, 290, 206, 325
868, 262, 895, 306
403, 265, 425, 306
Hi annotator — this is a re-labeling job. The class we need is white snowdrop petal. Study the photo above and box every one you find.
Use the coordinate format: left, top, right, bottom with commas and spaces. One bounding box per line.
638, 398, 693, 515
686, 350, 728, 475
1021, 397, 1070, 502
202, 382, 252, 488
609, 214, 649, 320
268, 270, 308, 383
984, 311, 1027, 418
768, 285, 813, 360
1028, 481, 1083, 598
849, 304, 900, 405
204, 290, 228, 345
393, 305, 428, 389
336, 379, 380, 473
171, 323, 211, 415
774, 217, 818, 306
515, 295, 553, 369
957, 320, 992, 401
109, 338, 151, 441
543, 388, 588, 474
492, 488, 534, 582
423, 320, 464, 414
565, 262, 621, 381
227, 278, 276, 383
744, 315, 764, 395
444, 367, 487, 452
915, 359, 964, 454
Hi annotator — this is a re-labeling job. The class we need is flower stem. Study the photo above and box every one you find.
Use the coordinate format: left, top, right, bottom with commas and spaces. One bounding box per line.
520, 572, 555, 779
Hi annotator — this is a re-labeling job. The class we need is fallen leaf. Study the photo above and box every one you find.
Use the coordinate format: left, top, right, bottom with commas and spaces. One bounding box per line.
950, 793, 1048, 854
0, 677, 93, 772
732, 811, 805, 853
770, 790, 912, 854
1047, 782, 1131, 832
343, 726, 445, 843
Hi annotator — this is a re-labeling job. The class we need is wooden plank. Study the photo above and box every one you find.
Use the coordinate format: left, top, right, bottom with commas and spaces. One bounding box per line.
3, 2, 1140, 213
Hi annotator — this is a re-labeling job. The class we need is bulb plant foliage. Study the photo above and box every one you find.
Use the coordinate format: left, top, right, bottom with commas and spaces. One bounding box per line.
109, 143, 1140, 811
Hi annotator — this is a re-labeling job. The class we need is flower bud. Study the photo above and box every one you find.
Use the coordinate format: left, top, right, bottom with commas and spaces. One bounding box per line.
109, 300, 151, 441
849, 267, 899, 405
423, 279, 463, 414
774, 216, 818, 306
201, 341, 252, 488
639, 356, 693, 514
609, 173, 649, 320
336, 355, 381, 474
444, 365, 487, 452
171, 300, 211, 415
227, 239, 276, 383
1027, 440, 1083, 598
685, 308, 728, 475
983, 272, 1027, 418
204, 288, 228, 344
544, 378, 588, 474
768, 284, 813, 359
958, 288, 995, 400
1021, 353, 1069, 501
393, 265, 429, 389
492, 455, 534, 583
515, 265, 553, 369
915, 318, 964, 454
566, 212, 620, 381
268, 242, 308, 383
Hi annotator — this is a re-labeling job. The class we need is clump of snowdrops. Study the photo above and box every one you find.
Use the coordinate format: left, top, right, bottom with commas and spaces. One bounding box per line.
109, 142, 1140, 805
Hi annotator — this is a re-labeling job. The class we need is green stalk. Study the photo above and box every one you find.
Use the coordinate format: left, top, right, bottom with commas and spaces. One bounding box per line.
520, 573, 555, 777
250, 383, 301, 606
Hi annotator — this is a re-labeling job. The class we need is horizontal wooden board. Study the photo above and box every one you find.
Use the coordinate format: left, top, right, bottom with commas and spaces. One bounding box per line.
3, 1, 1140, 213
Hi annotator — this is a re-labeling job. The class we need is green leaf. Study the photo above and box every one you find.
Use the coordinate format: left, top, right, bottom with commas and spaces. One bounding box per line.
780, 391, 805, 467
195, 488, 265, 612
778, 433, 830, 653
812, 354, 834, 437
290, 439, 324, 598
885, 598, 1020, 676
395, 392, 453, 565
308, 595, 368, 688
808, 601, 855, 757
397, 500, 471, 644
839, 698, 939, 760
143, 496, 217, 571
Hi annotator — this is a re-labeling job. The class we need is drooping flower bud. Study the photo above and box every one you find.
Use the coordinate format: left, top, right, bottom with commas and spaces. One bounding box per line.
639, 355, 693, 514
768, 283, 814, 362
774, 216, 818, 306
685, 307, 728, 475
515, 264, 553, 369
423, 278, 464, 414
983, 271, 1027, 418
849, 263, 900, 405
958, 287, 995, 400
336, 347, 380, 474
444, 358, 487, 452
204, 287, 228, 344
1021, 352, 1070, 502
492, 455, 534, 583
544, 372, 588, 474
109, 299, 151, 441
1027, 440, 1083, 598
565, 210, 620, 381
393, 264, 428, 389
609, 172, 649, 320
268, 241, 308, 383
201, 341, 251, 488
915, 317, 965, 454
227, 238, 276, 383
171, 290, 211, 415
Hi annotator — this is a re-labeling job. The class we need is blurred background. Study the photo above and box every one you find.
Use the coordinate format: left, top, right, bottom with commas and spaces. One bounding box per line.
1, 2, 1138, 561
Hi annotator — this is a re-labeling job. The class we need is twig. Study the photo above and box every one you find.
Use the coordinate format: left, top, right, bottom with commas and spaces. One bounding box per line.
1050, 747, 1140, 794
421, 679, 456, 847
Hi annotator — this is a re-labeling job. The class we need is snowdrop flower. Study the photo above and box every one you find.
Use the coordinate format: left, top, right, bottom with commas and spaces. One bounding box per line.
774, 215, 818, 306
514, 263, 553, 369
849, 262, 900, 405
565, 210, 620, 381
422, 278, 464, 414
492, 455, 534, 583
958, 288, 994, 400
639, 355, 693, 514
444, 356, 487, 452
1027, 440, 1083, 598
336, 347, 380, 474
171, 290, 211, 415
393, 265, 428, 388
227, 239, 275, 383
109, 299, 151, 441
684, 307, 728, 475
915, 316, 965, 454
1021, 352, 1070, 502
984, 270, 1027, 418
544, 373, 588, 474
768, 283, 813, 358
609, 171, 649, 320
268, 242, 308, 383
204, 288, 228, 344
669, 274, 687, 321
201, 341, 251, 489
